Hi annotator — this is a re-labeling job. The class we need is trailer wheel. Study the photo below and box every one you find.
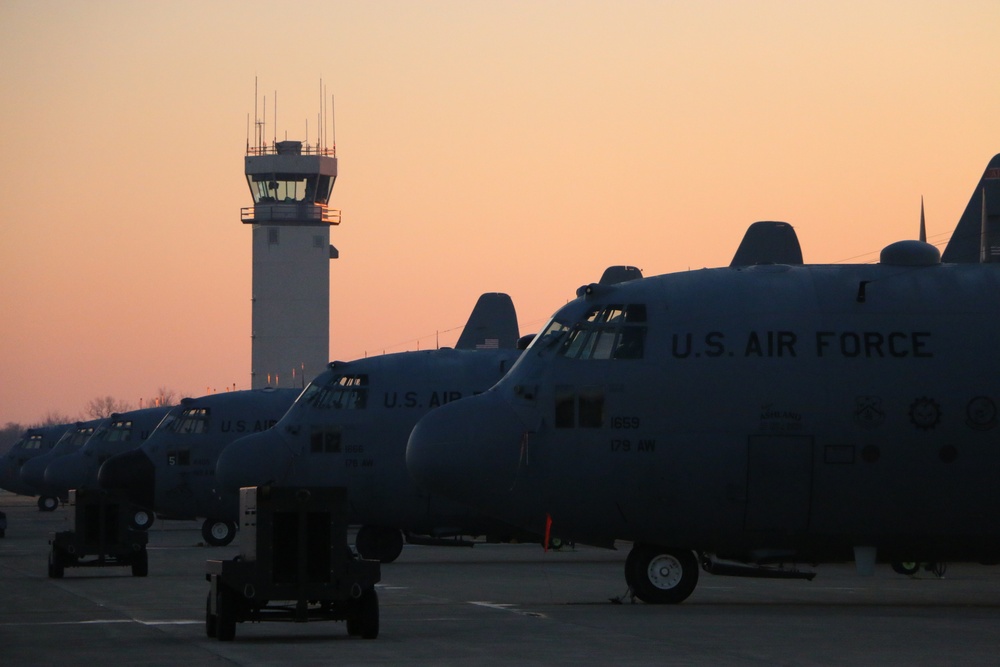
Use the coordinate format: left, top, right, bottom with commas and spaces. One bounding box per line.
891, 561, 919, 576
626, 544, 699, 604
131, 549, 148, 577
38, 496, 59, 512
356, 588, 379, 639
48, 548, 64, 579
216, 588, 237, 641
130, 509, 155, 531
202, 519, 237, 547
205, 592, 217, 638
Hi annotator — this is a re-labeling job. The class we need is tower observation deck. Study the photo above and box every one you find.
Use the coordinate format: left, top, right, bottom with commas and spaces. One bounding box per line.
243, 139, 340, 388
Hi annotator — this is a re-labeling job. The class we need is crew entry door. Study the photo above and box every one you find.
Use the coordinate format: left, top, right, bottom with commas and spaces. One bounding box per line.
744, 435, 814, 532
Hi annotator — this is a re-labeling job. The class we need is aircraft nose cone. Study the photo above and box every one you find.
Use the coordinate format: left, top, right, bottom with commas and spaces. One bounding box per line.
216, 431, 294, 490
18, 455, 49, 491
43, 454, 86, 492
407, 392, 524, 505
98, 449, 155, 508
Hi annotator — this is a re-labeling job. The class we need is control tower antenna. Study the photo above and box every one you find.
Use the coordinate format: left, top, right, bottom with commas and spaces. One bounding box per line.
243, 82, 342, 389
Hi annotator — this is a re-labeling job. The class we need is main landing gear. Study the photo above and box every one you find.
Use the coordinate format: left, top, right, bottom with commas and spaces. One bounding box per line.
623, 544, 700, 604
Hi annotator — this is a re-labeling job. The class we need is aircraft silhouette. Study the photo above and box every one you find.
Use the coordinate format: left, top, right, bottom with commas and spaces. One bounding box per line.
214, 293, 530, 561
407, 153, 1000, 603
98, 388, 299, 545
0, 424, 73, 509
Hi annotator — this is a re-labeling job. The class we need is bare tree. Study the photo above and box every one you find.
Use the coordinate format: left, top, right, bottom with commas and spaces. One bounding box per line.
85, 396, 134, 419
153, 386, 177, 408
37, 410, 77, 426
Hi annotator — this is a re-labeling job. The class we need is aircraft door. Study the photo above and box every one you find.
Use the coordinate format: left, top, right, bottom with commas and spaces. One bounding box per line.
744, 435, 813, 532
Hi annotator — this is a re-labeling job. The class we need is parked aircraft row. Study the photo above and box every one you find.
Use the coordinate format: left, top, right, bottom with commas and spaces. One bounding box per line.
4, 152, 997, 606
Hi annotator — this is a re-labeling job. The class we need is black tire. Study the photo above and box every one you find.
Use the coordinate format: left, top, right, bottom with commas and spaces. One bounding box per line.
48, 549, 64, 579
202, 519, 237, 547
130, 508, 155, 531
38, 496, 59, 512
356, 526, 404, 563
131, 549, 148, 577
216, 588, 237, 641
891, 561, 919, 576
205, 592, 217, 638
354, 588, 379, 639
626, 544, 699, 604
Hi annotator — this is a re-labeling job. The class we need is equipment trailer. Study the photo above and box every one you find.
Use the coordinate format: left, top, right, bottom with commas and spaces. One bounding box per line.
205, 486, 380, 641
47, 488, 148, 578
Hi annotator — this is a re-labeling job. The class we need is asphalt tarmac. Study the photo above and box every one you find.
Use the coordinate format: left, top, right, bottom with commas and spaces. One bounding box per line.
2, 490, 999, 665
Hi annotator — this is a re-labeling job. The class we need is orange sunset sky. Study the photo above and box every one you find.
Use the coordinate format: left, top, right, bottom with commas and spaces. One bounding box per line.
2, 1, 999, 425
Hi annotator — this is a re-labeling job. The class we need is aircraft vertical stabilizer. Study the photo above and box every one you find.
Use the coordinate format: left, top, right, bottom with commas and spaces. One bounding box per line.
941, 153, 1000, 263
455, 293, 520, 350
730, 221, 803, 267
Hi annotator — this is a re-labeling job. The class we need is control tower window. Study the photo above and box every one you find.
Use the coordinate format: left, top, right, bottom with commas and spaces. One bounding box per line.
248, 174, 329, 204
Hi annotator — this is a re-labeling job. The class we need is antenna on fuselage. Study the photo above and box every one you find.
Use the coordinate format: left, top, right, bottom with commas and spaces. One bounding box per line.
920, 196, 927, 243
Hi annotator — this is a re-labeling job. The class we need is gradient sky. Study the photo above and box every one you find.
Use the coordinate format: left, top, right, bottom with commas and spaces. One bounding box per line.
2, 0, 999, 425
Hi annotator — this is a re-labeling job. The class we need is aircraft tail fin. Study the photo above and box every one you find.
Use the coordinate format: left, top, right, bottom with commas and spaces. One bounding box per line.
730, 221, 803, 267
941, 153, 1000, 263
455, 293, 520, 350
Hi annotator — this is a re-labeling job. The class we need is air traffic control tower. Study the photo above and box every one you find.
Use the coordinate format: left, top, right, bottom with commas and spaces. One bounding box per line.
242, 139, 339, 389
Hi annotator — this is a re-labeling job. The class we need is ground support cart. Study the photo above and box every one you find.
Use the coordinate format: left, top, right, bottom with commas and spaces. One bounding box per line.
48, 488, 149, 578
205, 486, 381, 641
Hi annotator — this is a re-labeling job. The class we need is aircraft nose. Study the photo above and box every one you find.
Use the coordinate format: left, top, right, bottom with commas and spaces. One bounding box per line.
407, 392, 525, 505
18, 456, 49, 491
98, 449, 155, 508
43, 454, 85, 492
216, 431, 294, 490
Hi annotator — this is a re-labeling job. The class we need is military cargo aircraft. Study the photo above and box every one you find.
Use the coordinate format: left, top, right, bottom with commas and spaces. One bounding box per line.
43, 406, 173, 527
214, 293, 531, 562
18, 420, 107, 511
98, 388, 299, 545
0, 424, 73, 508
216, 242, 798, 562
407, 153, 1000, 603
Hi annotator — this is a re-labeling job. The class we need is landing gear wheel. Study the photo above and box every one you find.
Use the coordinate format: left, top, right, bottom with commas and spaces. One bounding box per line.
202, 519, 237, 547
131, 549, 148, 577
356, 526, 404, 563
347, 588, 379, 639
891, 561, 919, 576
38, 496, 59, 512
626, 544, 699, 604
130, 508, 154, 531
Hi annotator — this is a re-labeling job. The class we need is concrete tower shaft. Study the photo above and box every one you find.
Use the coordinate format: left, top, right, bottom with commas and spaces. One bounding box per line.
243, 140, 339, 388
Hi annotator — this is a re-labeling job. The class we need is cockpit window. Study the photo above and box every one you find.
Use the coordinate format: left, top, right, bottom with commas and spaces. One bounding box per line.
100, 420, 134, 443
24, 434, 45, 450
170, 408, 210, 434
302, 374, 369, 410
534, 318, 571, 349
559, 304, 647, 360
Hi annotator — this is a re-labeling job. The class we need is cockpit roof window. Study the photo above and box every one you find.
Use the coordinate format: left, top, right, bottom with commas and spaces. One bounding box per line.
559, 303, 647, 360
302, 373, 369, 410
170, 408, 210, 434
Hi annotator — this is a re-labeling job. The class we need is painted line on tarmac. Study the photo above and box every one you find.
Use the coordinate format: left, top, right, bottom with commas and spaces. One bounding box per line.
468, 601, 546, 618
0, 619, 201, 627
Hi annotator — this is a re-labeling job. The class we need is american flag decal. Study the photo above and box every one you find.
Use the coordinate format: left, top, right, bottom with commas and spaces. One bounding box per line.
476, 338, 500, 349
